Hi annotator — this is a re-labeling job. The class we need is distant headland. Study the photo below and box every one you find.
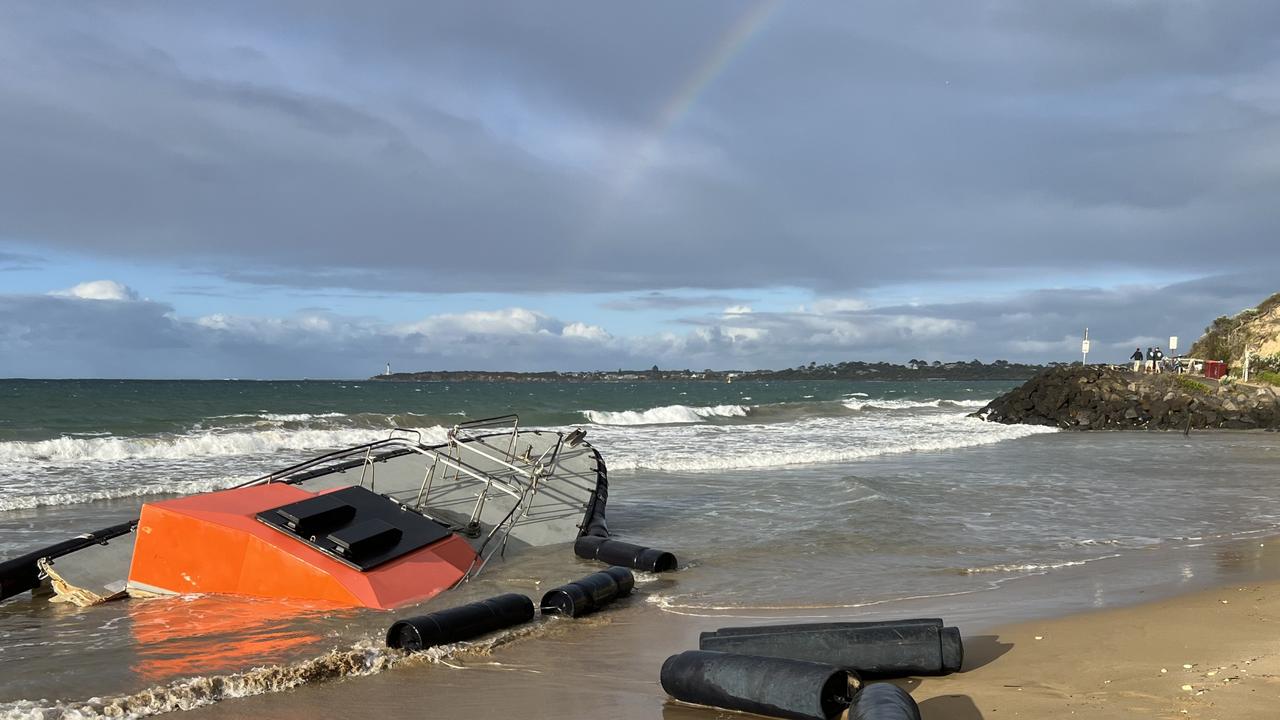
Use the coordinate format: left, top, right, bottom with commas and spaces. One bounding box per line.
370, 359, 1049, 383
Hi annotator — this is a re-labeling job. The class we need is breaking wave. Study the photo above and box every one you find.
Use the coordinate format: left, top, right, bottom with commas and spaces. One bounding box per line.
603, 416, 1057, 473
256, 412, 348, 422
582, 404, 750, 425
0, 476, 239, 512
842, 398, 988, 411
0, 426, 450, 465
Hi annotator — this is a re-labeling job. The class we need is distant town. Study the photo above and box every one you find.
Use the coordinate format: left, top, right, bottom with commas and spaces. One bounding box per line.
372, 359, 1052, 383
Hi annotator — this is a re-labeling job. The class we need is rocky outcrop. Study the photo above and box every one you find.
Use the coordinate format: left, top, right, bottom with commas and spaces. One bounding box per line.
972, 366, 1280, 431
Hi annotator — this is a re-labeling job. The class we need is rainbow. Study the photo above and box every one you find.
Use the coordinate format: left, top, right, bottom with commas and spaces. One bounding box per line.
595, 0, 781, 220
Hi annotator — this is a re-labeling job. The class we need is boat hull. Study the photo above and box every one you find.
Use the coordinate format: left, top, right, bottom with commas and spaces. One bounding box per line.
128, 484, 476, 609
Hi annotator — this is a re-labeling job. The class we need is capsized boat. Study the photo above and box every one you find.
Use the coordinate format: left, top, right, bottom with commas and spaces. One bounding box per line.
0, 416, 637, 610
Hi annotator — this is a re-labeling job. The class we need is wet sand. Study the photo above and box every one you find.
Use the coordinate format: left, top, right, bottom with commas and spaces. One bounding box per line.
914, 580, 1280, 719
182, 533, 1280, 720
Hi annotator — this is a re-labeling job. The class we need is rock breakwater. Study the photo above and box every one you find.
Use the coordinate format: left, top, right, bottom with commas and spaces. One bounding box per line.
972, 366, 1280, 430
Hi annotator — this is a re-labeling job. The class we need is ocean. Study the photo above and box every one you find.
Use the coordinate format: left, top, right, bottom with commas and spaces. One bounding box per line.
1, 378, 1278, 718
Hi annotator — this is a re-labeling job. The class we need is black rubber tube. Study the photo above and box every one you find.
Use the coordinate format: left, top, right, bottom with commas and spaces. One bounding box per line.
386, 593, 534, 651
540, 566, 634, 617
661, 650, 856, 720
702, 619, 944, 642
849, 683, 922, 720
0, 520, 137, 602
699, 623, 963, 678
573, 536, 677, 572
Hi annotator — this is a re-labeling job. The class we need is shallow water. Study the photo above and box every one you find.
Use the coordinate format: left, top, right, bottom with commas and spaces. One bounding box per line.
1, 379, 1278, 718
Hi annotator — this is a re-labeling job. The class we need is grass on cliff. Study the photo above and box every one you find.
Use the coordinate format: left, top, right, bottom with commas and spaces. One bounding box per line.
1174, 376, 1211, 395
1256, 370, 1280, 387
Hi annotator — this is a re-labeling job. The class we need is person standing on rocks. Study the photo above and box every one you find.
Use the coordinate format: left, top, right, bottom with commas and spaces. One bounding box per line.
1145, 347, 1154, 373
1153, 347, 1164, 374
1131, 347, 1144, 373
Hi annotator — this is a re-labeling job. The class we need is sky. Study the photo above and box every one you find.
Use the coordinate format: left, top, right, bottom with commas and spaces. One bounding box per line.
2, 1, 1278, 379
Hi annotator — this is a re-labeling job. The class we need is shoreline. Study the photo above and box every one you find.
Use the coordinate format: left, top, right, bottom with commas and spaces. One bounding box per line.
176, 530, 1280, 720
914, 578, 1280, 718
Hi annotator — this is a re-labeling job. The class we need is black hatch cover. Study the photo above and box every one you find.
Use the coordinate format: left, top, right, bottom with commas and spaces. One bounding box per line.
256, 486, 452, 571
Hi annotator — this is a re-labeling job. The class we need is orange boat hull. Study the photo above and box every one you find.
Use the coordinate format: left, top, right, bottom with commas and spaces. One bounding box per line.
128, 484, 476, 609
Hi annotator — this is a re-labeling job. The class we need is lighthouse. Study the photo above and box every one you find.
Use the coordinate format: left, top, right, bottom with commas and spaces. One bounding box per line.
384, 362, 392, 376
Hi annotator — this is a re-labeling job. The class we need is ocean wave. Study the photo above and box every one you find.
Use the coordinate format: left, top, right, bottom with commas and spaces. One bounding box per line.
0, 426, 450, 466
0, 477, 239, 512
582, 404, 750, 426
842, 398, 988, 411
257, 412, 348, 422
0, 622, 544, 719
604, 417, 1056, 473
961, 554, 1121, 574
647, 588, 984, 617
0, 644, 398, 720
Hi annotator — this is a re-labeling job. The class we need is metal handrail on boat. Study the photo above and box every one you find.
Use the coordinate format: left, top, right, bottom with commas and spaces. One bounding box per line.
356, 429, 423, 491
239, 419, 575, 544
450, 414, 521, 462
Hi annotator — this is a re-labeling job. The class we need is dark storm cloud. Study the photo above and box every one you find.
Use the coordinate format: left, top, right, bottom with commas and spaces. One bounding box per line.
2, 2, 1278, 295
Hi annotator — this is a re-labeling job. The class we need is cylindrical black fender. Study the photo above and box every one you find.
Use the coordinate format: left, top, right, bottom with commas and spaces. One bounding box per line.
540, 566, 634, 617
386, 593, 534, 651
0, 558, 41, 603
573, 535, 677, 572
850, 683, 921, 720
0, 520, 137, 602
660, 650, 856, 720
699, 623, 963, 678
702, 619, 944, 642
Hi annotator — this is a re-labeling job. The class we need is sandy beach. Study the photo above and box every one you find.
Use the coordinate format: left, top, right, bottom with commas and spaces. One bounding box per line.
4, 395, 1277, 719
915, 579, 1280, 719
172, 533, 1280, 720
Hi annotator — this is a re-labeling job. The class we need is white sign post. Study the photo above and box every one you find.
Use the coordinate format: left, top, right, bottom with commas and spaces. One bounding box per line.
1081, 328, 1090, 365
1169, 336, 1178, 352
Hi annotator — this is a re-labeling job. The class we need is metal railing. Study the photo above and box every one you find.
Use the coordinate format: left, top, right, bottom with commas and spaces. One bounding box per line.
240, 416, 575, 550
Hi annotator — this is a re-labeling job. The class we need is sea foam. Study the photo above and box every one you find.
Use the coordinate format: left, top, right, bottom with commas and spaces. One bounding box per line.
256, 412, 348, 422
842, 398, 988, 411
582, 404, 749, 425
0, 426, 450, 465
598, 413, 1056, 473
0, 620, 549, 720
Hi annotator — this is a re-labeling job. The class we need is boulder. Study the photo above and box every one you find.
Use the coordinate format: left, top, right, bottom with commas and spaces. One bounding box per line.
971, 366, 1280, 432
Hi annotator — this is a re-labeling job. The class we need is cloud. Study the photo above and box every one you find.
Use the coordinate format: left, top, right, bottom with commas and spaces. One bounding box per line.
2, 5, 1278, 376
0, 250, 43, 272
809, 298, 870, 314
0, 272, 1273, 377
1, 3, 1277, 297
600, 292, 750, 311
0, 292, 626, 377
562, 322, 611, 342
51, 280, 140, 301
